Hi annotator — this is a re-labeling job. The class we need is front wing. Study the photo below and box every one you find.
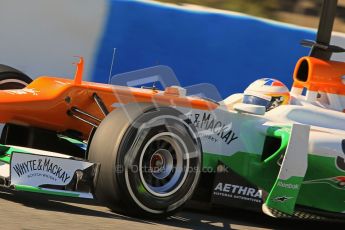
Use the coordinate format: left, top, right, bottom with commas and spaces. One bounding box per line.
0, 145, 99, 198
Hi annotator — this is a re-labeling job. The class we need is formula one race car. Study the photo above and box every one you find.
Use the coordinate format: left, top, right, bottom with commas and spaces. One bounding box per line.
0, 0, 344, 221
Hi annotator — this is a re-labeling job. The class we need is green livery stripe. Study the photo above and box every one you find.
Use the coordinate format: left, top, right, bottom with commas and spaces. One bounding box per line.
264, 127, 290, 164
203, 151, 280, 192
298, 155, 345, 213
0, 145, 31, 164
0, 155, 11, 164
202, 126, 290, 191
59, 136, 87, 149
15, 185, 80, 197
59, 136, 83, 145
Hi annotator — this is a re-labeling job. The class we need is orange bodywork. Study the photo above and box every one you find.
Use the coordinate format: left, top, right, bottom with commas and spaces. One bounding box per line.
0, 60, 217, 139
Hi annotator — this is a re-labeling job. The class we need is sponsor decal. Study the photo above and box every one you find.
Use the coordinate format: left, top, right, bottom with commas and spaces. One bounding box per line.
213, 182, 262, 203
188, 112, 238, 145
277, 181, 299, 190
274, 196, 293, 203
10, 152, 94, 188
211, 166, 263, 211
12, 157, 71, 183
303, 176, 345, 190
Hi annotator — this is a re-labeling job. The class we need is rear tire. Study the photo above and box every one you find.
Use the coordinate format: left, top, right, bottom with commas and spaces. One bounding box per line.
0, 64, 32, 89
88, 104, 201, 218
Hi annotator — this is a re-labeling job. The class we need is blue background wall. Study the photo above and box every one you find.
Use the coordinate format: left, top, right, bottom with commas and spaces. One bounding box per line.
92, 0, 316, 99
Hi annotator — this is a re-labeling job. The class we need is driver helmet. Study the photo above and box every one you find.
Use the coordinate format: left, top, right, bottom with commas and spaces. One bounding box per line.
243, 78, 290, 111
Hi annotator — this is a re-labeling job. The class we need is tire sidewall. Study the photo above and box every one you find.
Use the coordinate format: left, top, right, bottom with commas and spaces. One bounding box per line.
116, 107, 201, 215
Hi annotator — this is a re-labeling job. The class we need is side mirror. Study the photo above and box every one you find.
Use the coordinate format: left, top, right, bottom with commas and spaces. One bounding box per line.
233, 103, 266, 115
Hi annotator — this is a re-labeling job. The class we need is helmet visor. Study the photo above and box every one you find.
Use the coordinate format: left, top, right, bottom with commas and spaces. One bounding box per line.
243, 95, 271, 110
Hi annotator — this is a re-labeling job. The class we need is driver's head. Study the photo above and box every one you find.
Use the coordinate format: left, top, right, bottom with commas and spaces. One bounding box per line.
243, 78, 290, 111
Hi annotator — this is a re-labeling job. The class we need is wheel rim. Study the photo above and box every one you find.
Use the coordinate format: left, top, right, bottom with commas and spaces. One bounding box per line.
149, 149, 173, 179
139, 132, 190, 197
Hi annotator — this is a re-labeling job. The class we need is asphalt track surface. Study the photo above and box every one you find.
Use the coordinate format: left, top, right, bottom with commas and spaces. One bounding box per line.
0, 188, 344, 230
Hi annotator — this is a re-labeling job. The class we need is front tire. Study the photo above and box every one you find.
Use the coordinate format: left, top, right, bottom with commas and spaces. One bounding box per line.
88, 104, 201, 218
